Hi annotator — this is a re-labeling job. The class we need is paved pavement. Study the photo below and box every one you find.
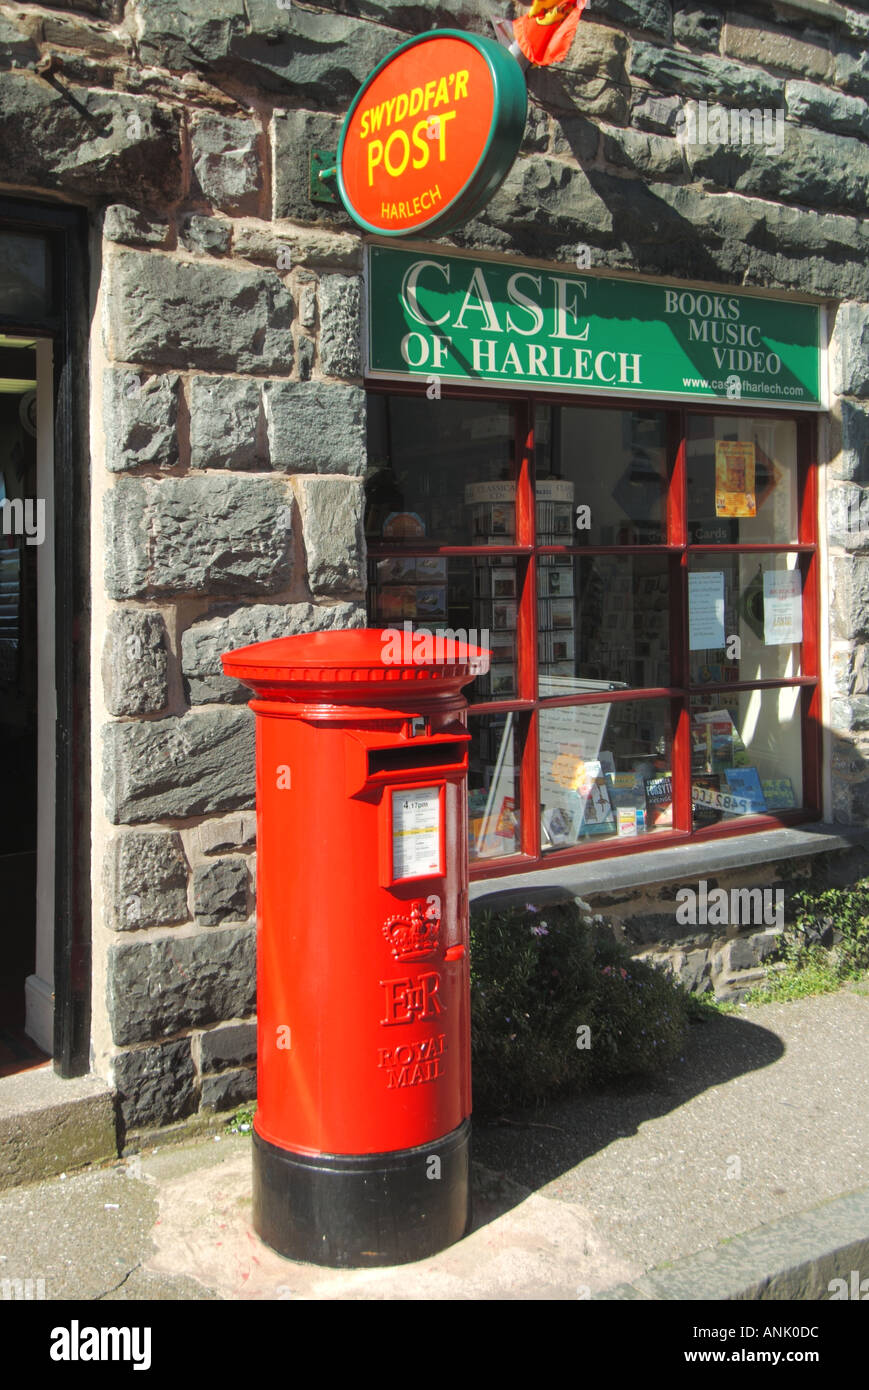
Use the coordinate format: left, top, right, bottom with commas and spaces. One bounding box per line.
1, 985, 867, 1301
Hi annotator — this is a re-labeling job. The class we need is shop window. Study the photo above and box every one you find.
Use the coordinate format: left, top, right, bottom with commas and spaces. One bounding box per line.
365, 392, 819, 875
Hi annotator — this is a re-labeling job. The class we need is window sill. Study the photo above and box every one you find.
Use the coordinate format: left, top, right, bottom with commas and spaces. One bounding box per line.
469, 823, 869, 908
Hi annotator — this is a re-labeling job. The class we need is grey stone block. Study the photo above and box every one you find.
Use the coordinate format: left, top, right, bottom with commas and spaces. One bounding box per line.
264, 381, 366, 475
108, 250, 294, 373
468, 162, 869, 301
195, 813, 257, 856
200, 1069, 256, 1111
318, 276, 362, 379
326, 0, 499, 32
786, 79, 869, 141
199, 1021, 257, 1073
631, 93, 685, 135
102, 707, 255, 824
549, 112, 600, 164
104, 370, 180, 474
41, 12, 130, 57
830, 555, 869, 642
232, 220, 361, 270
297, 478, 366, 597
104, 476, 291, 600
108, 926, 256, 1046
0, 74, 182, 203
112, 1039, 197, 1130
237, 3, 403, 100
835, 45, 869, 101
189, 376, 264, 471
678, 948, 711, 993
630, 42, 783, 108
529, 22, 630, 123
673, 5, 721, 49
298, 283, 317, 331
828, 484, 869, 551
583, 0, 670, 39
103, 206, 170, 248
179, 214, 232, 256
190, 113, 261, 214
182, 600, 365, 703
724, 17, 834, 81
684, 124, 869, 219
297, 336, 316, 382
194, 857, 249, 927
835, 400, 869, 483
272, 109, 347, 223
602, 127, 686, 181
136, 0, 247, 71
832, 302, 869, 398
103, 830, 189, 932
831, 696, 869, 734
0, 14, 39, 65
102, 609, 169, 716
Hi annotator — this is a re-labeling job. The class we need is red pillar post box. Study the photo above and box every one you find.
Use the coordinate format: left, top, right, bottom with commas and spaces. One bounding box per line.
221, 629, 488, 1267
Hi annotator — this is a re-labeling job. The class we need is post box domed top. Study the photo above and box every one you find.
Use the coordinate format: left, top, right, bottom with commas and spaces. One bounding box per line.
221, 628, 491, 702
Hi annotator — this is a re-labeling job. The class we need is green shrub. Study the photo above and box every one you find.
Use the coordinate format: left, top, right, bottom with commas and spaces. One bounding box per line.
791, 880, 869, 979
469, 900, 692, 1112
744, 878, 869, 1004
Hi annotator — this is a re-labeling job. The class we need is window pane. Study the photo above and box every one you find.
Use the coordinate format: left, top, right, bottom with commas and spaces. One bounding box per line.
690, 689, 803, 826
368, 555, 513, 704
539, 699, 672, 848
687, 415, 798, 544
0, 234, 51, 321
468, 713, 521, 861
365, 396, 515, 545
688, 554, 802, 681
538, 555, 671, 694
536, 405, 668, 544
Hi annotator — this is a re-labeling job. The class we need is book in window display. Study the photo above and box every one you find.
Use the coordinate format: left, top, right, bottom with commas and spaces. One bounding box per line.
573, 762, 617, 839
761, 777, 797, 810
607, 770, 648, 836
644, 774, 673, 829
724, 767, 767, 814
692, 773, 723, 826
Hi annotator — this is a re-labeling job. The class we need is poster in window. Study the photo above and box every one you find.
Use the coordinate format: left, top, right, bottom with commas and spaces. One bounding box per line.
715, 441, 756, 517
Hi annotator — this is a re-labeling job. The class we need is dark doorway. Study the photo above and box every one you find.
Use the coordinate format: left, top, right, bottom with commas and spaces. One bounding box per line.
0, 344, 48, 1075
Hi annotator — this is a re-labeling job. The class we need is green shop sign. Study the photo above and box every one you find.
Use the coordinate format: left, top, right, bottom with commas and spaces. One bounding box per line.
365, 245, 824, 409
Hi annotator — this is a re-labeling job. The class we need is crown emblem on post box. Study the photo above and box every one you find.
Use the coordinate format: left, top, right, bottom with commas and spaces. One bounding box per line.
382, 901, 441, 960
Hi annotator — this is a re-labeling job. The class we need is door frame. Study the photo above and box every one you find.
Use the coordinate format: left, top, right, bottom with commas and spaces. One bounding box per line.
0, 196, 91, 1077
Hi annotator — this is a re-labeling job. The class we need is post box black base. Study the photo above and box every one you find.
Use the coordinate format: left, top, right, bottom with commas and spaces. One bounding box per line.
252, 1119, 471, 1268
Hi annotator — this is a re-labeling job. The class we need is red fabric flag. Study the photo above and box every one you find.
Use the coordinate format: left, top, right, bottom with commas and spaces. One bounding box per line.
513, 0, 588, 67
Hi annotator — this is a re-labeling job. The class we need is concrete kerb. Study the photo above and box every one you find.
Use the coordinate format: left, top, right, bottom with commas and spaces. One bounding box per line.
0, 1068, 118, 1191
595, 1187, 869, 1300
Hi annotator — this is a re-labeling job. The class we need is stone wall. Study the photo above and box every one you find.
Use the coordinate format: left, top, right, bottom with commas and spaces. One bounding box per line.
1, 0, 867, 1129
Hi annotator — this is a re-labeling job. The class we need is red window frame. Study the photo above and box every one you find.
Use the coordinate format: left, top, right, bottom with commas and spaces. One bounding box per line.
365, 383, 822, 883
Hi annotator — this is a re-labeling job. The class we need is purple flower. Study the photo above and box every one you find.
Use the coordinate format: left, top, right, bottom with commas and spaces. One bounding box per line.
530, 923, 549, 937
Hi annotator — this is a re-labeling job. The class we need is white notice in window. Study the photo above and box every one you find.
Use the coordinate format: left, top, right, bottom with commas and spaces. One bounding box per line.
392, 787, 442, 880
763, 569, 802, 645
689, 571, 725, 650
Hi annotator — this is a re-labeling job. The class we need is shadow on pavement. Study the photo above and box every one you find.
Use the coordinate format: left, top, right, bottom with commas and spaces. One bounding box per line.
468, 1006, 785, 1229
